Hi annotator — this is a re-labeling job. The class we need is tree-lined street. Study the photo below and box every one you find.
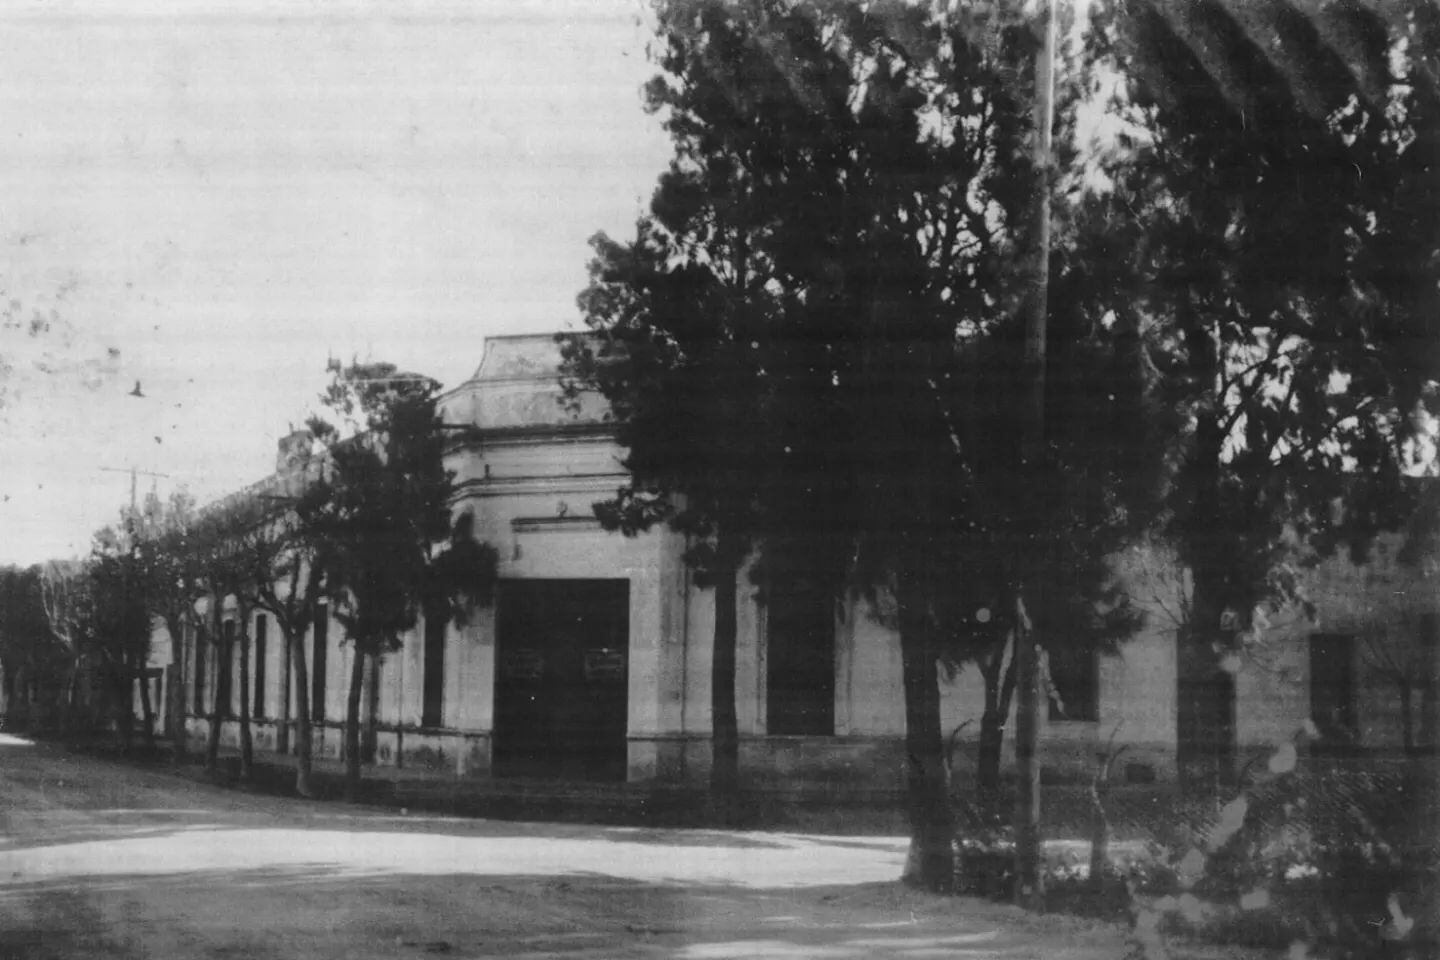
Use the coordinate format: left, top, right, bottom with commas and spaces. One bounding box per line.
0, 0, 1435, 956
0, 733, 1139, 960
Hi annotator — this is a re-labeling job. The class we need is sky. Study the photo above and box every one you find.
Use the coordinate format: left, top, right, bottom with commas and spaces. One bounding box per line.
0, 0, 673, 564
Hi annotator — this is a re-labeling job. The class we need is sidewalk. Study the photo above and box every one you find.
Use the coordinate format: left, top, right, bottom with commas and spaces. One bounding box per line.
60, 734, 897, 831
49, 731, 1191, 840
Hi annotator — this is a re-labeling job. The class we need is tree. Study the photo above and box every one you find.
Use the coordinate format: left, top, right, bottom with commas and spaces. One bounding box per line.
565, 231, 777, 819
302, 361, 493, 801
88, 524, 157, 750
0, 564, 56, 730
567, 0, 1050, 885
191, 496, 271, 778
127, 489, 202, 762
1095, 0, 1440, 785
37, 559, 95, 735
564, 0, 943, 823
252, 480, 329, 800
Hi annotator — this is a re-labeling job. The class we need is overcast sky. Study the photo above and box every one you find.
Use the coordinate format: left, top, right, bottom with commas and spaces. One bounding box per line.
0, 0, 672, 564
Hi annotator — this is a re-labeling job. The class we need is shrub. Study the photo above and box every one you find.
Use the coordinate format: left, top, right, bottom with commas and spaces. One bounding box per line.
1134, 758, 1435, 958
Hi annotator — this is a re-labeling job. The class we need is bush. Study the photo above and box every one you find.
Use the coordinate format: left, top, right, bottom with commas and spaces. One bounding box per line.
1135, 760, 1436, 958
954, 755, 1436, 958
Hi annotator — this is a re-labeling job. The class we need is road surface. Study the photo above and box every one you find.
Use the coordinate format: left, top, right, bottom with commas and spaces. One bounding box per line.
0, 733, 1133, 959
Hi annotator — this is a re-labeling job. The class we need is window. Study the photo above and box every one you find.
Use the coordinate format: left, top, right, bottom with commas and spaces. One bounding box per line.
254, 614, 268, 719
216, 620, 235, 719
422, 613, 445, 728
192, 624, 207, 714
312, 604, 328, 723
1047, 643, 1098, 722
1310, 633, 1357, 744
766, 582, 835, 736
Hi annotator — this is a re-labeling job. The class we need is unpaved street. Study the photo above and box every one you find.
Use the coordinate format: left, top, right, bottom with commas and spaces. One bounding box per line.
0, 735, 1130, 959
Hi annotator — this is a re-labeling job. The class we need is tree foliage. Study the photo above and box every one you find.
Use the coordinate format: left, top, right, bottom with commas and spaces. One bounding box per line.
1082, 0, 1440, 783
301, 360, 495, 799
88, 526, 156, 747
565, 0, 1157, 886
0, 564, 56, 728
123, 489, 202, 757
249, 489, 328, 799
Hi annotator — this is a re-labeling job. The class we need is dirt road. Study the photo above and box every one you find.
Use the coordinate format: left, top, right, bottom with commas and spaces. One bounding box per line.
0, 734, 1132, 959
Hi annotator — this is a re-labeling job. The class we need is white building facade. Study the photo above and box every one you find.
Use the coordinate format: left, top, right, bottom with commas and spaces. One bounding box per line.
170, 334, 1438, 793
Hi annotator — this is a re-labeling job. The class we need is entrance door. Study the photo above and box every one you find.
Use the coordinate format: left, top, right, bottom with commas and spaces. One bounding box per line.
493, 579, 630, 781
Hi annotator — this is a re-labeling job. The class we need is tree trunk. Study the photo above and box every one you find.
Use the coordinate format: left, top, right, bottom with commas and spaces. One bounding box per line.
1176, 342, 1238, 790
977, 637, 1018, 809
1176, 572, 1236, 791
1088, 752, 1116, 893
899, 603, 954, 892
205, 626, 229, 775
362, 652, 380, 765
13, 665, 30, 732
343, 644, 366, 802
1013, 592, 1044, 910
711, 551, 741, 824
138, 664, 156, 749
166, 662, 184, 761
167, 616, 188, 764
111, 663, 135, 750
11, 664, 32, 732
276, 623, 292, 756
237, 621, 253, 781
60, 658, 81, 737
289, 628, 316, 799
1, 661, 19, 730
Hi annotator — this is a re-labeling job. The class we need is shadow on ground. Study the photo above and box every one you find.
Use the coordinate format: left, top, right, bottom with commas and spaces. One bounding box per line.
0, 870, 1130, 960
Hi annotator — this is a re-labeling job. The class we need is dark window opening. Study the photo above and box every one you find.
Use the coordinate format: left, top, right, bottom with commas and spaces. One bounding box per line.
422, 614, 445, 729
254, 615, 268, 719
192, 624, 207, 714
1310, 633, 1357, 746
216, 620, 235, 719
312, 604, 328, 723
766, 582, 835, 736
1047, 643, 1098, 722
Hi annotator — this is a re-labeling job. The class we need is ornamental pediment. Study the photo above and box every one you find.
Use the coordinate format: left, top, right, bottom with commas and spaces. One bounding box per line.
441, 334, 609, 433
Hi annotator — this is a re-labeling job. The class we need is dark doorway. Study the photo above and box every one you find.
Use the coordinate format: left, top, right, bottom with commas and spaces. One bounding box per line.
493, 579, 630, 781
421, 614, 445, 729
311, 604, 328, 723
766, 581, 834, 736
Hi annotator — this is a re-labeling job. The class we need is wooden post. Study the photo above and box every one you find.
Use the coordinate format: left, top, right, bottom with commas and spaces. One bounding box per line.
1013, 0, 1056, 913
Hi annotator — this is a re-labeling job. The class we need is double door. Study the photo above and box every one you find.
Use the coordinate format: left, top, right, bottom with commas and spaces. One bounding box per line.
493, 579, 630, 781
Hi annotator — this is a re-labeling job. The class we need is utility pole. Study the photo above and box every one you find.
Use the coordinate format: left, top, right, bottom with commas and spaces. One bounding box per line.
1013, 0, 1056, 913
98, 466, 172, 514
98, 466, 173, 557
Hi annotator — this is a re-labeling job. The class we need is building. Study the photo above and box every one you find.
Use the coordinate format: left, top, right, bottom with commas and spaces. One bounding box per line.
168, 334, 1439, 793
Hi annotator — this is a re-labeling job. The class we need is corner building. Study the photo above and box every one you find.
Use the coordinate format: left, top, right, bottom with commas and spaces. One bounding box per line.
173, 334, 1438, 796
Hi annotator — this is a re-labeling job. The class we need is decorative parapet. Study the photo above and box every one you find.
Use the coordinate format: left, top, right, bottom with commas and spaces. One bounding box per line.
439, 334, 610, 437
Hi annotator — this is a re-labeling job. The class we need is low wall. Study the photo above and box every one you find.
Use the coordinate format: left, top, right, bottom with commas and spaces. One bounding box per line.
183, 716, 489, 777
183, 715, 1189, 795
